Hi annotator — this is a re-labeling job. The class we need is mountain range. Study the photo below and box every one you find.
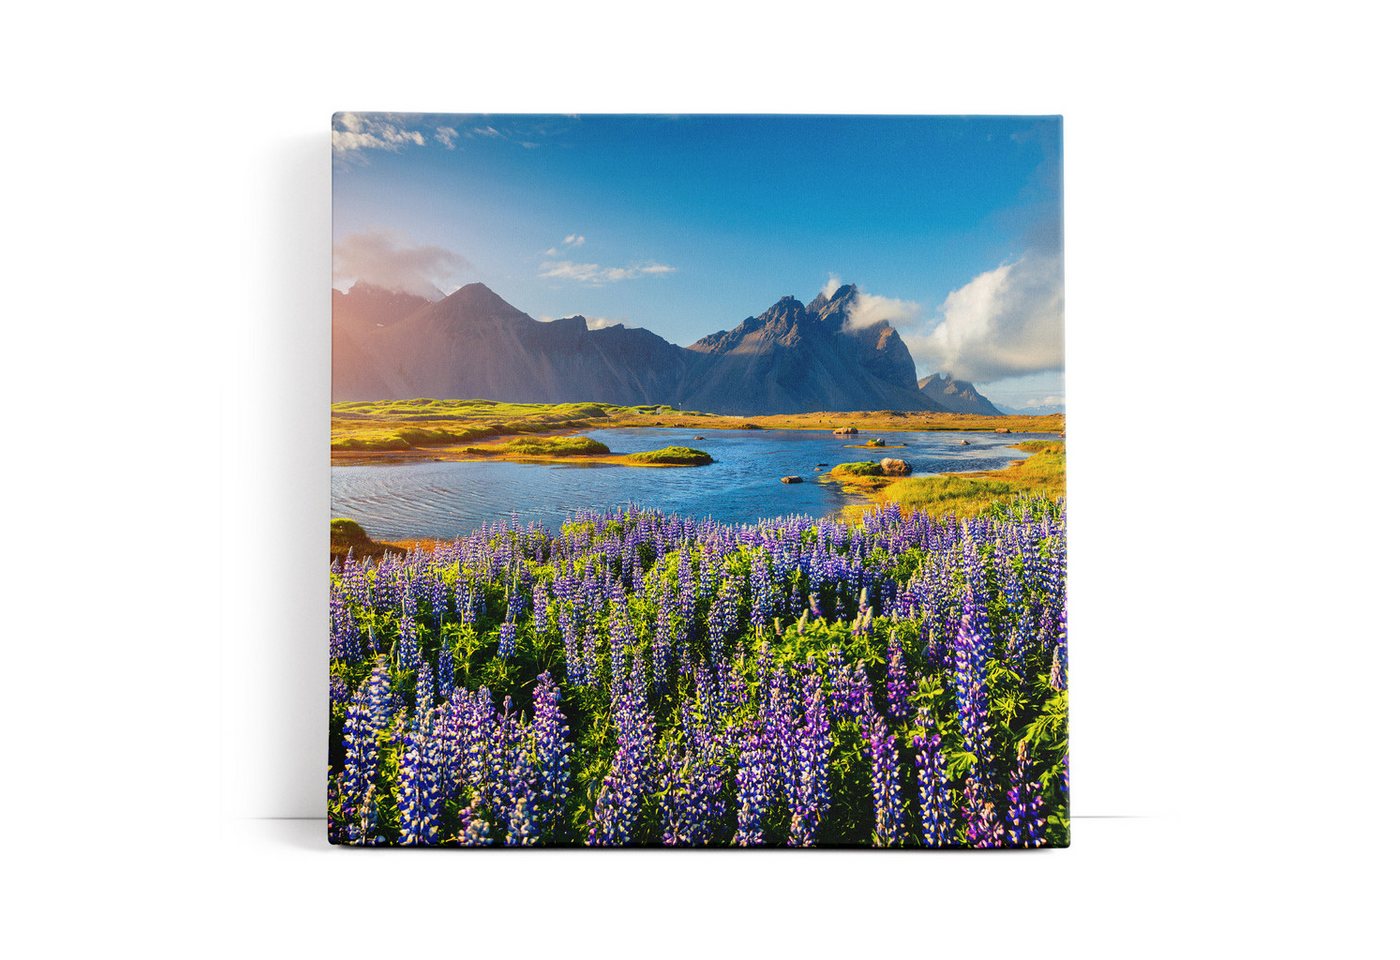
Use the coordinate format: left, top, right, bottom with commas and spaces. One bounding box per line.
332, 281, 1001, 415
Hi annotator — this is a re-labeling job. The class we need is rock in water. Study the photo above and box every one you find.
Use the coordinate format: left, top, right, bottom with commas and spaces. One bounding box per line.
833, 426, 859, 436
780, 475, 804, 484
880, 458, 911, 475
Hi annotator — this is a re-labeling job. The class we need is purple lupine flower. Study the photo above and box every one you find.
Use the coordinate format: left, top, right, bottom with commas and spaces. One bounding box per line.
653, 584, 673, 690
397, 612, 420, 671
498, 580, 523, 659
436, 643, 454, 698
531, 672, 571, 834
329, 673, 349, 709
885, 633, 913, 721
532, 580, 550, 635
963, 776, 1005, 848
457, 796, 493, 846
396, 722, 446, 845
339, 658, 393, 842
413, 659, 434, 725
587, 664, 655, 846
1006, 741, 1047, 847
912, 708, 955, 847
496, 700, 539, 845
787, 664, 831, 846
706, 576, 738, 667
732, 717, 771, 846
1049, 605, 1067, 691
677, 547, 696, 631
829, 652, 874, 721
952, 589, 993, 771
660, 727, 725, 847
330, 584, 363, 663
429, 573, 449, 628
864, 710, 905, 848
749, 551, 774, 626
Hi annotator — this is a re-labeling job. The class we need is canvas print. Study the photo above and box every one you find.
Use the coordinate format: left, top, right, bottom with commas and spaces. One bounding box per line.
328, 114, 1067, 847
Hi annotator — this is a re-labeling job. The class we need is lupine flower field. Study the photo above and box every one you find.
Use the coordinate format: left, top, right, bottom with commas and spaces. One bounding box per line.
328, 498, 1068, 848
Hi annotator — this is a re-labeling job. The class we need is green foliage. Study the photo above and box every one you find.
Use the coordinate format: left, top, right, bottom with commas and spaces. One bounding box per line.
328, 499, 1069, 847
625, 446, 714, 466
831, 461, 884, 477
499, 436, 611, 456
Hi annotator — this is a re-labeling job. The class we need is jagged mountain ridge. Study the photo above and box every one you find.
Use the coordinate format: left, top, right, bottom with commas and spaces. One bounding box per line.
918, 373, 1003, 416
332, 280, 1000, 415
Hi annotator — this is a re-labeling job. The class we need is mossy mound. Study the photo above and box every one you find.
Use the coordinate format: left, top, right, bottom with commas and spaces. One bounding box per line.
830, 461, 883, 478
500, 436, 611, 456
626, 446, 713, 466
331, 518, 402, 563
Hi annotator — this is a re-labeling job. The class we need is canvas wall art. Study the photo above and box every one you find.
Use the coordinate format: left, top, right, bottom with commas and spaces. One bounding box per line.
328, 114, 1067, 847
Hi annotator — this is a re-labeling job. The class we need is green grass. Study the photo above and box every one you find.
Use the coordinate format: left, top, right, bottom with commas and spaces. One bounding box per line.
830, 461, 884, 478
332, 399, 687, 452
497, 436, 611, 456
625, 446, 714, 466
882, 441, 1065, 518
330, 518, 370, 540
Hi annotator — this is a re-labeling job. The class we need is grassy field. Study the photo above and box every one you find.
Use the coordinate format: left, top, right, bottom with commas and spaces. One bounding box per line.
331, 398, 1064, 464
824, 440, 1066, 520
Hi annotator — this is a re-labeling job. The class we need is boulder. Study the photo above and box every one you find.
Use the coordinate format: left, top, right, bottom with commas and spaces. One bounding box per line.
959, 439, 971, 446
870, 438, 886, 447
780, 475, 804, 484
995, 427, 1011, 434
694, 435, 706, 440
833, 426, 859, 436
880, 458, 911, 475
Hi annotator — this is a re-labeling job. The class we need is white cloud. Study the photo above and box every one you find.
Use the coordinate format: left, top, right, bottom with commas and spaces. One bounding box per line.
843, 291, 924, 332
472, 126, 504, 139
434, 126, 459, 149
538, 259, 676, 284
911, 252, 1064, 381
820, 274, 843, 299
332, 113, 426, 155
333, 231, 469, 299
563, 234, 586, 247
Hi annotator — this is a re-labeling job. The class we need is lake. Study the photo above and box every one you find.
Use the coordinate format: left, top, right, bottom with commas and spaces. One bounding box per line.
330, 427, 1057, 540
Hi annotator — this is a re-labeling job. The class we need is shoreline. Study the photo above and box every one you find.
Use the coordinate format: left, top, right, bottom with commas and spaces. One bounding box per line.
332, 402, 1065, 467
819, 439, 1066, 520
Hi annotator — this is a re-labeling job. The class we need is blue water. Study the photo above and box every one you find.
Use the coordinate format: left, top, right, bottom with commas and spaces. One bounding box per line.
331, 427, 1056, 540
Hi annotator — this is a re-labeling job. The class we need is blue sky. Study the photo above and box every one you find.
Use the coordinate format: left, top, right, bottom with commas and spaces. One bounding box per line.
332, 114, 1065, 410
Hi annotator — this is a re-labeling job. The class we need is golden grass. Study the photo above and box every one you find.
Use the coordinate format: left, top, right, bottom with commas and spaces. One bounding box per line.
331, 399, 1063, 464
827, 441, 1066, 520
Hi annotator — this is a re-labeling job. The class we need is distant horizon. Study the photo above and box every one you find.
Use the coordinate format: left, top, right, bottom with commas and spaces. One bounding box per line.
333, 114, 1065, 412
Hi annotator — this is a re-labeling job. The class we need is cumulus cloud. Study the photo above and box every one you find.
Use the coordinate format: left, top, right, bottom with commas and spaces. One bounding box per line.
472, 126, 504, 139
909, 252, 1064, 381
563, 234, 586, 247
332, 113, 426, 155
538, 260, 676, 284
435, 126, 459, 149
333, 231, 469, 299
843, 291, 924, 332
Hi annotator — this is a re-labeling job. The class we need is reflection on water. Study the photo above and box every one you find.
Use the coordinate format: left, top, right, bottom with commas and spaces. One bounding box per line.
331, 427, 1055, 540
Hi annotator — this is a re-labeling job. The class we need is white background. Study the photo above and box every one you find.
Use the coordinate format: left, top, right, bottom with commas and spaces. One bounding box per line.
4, 1, 1397, 955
